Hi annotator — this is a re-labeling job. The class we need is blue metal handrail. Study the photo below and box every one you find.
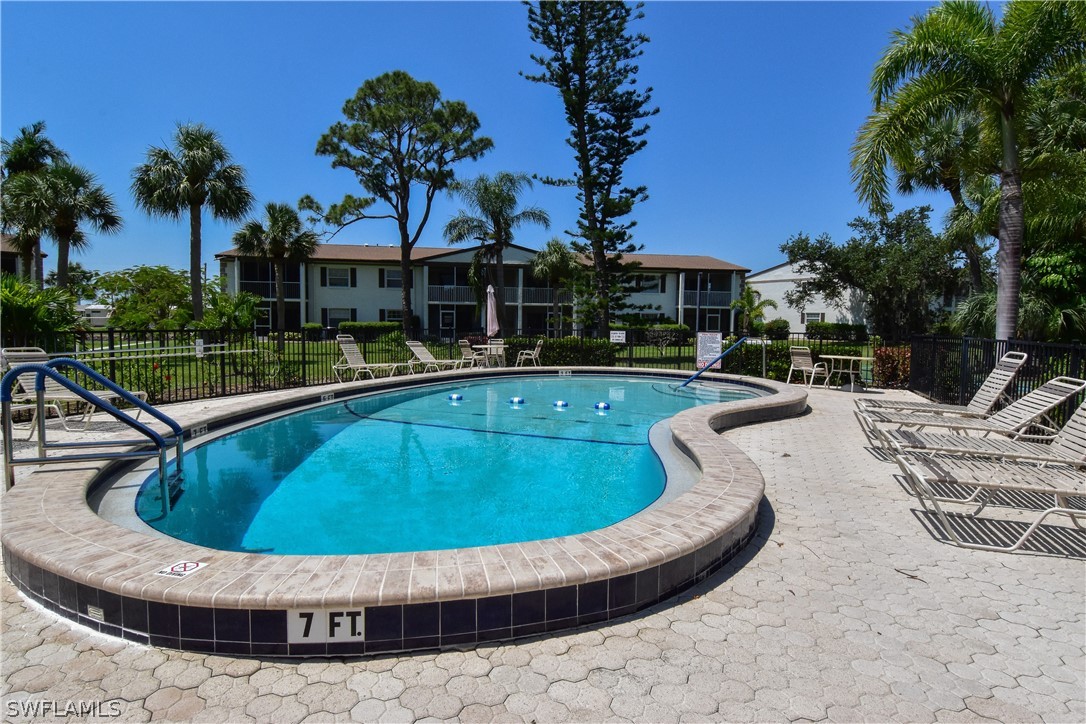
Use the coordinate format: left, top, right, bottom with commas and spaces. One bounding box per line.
2, 360, 184, 509
680, 336, 747, 388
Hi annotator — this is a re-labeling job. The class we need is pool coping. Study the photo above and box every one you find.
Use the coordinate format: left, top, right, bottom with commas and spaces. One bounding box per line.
2, 367, 807, 655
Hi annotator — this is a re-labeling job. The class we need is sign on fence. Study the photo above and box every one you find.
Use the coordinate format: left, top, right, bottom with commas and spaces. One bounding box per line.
609, 330, 626, 344
696, 332, 723, 369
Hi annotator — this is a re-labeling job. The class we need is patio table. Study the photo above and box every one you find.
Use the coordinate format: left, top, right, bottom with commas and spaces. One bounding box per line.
472, 343, 507, 368
821, 354, 874, 392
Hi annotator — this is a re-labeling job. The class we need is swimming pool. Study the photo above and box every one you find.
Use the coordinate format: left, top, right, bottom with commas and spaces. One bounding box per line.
4, 367, 807, 656
134, 375, 762, 554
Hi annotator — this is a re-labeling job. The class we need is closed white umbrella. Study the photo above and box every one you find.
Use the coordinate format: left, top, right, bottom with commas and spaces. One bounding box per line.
485, 285, 500, 337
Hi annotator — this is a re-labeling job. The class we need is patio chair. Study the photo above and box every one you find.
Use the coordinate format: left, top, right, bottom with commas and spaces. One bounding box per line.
458, 340, 487, 368
516, 339, 544, 367
856, 351, 1027, 417
786, 346, 829, 388
883, 398, 1086, 468
1, 347, 148, 432
894, 451, 1085, 552
858, 376, 1086, 447
333, 335, 409, 381
406, 340, 460, 373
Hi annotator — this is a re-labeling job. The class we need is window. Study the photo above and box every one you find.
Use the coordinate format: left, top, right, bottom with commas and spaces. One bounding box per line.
324, 307, 354, 328
634, 274, 666, 293
327, 268, 350, 287
381, 308, 404, 322
804, 312, 825, 324
379, 268, 402, 288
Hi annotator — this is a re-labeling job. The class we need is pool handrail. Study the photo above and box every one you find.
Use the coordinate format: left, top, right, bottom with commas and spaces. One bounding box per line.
679, 336, 748, 388
1, 359, 184, 495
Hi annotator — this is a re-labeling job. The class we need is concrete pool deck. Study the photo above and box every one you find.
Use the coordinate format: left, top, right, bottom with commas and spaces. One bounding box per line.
2, 382, 1084, 721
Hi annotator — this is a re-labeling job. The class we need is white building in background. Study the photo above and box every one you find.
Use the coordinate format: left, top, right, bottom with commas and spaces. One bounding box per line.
215, 243, 749, 338
745, 261, 867, 334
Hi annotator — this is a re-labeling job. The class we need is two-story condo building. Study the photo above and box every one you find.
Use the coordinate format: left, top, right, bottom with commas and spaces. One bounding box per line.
215, 243, 749, 338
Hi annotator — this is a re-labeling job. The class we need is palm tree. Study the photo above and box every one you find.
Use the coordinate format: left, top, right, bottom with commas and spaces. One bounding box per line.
132, 123, 253, 322
732, 285, 778, 336
531, 238, 579, 336
4, 163, 121, 290
232, 202, 320, 351
851, 0, 1086, 341
1, 121, 68, 286
444, 172, 550, 336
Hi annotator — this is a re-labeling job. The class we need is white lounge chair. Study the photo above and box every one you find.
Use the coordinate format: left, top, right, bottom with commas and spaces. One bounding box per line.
856, 351, 1027, 417
883, 398, 1086, 468
333, 335, 408, 381
894, 451, 1085, 552
516, 339, 544, 367
786, 346, 829, 388
406, 341, 460, 373
858, 376, 1086, 447
1, 347, 148, 432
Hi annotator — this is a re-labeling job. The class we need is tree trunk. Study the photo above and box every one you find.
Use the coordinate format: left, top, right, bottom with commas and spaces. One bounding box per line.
19, 245, 32, 283
994, 111, 1023, 343
189, 202, 204, 322
274, 259, 286, 353
33, 239, 43, 290
399, 220, 414, 338
551, 282, 561, 338
56, 237, 70, 290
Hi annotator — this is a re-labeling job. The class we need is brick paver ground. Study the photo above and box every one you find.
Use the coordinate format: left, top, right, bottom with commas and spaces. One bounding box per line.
2, 386, 1083, 722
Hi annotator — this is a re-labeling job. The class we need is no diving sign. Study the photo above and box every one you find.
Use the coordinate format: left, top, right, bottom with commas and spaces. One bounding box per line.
155, 561, 207, 579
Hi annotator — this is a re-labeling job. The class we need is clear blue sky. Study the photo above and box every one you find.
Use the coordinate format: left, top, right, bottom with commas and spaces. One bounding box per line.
2, 1, 950, 278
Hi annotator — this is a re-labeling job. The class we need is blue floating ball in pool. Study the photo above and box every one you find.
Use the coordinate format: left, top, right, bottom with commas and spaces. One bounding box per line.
509, 396, 525, 405
594, 401, 611, 410
448, 393, 463, 401
553, 400, 568, 408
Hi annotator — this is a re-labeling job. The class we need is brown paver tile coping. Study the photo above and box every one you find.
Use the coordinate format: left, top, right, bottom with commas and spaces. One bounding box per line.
1, 367, 807, 655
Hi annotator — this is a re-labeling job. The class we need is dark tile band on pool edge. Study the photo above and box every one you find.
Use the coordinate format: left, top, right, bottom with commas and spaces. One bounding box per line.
0, 367, 807, 657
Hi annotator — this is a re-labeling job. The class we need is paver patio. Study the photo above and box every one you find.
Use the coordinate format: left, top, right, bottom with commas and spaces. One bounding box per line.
1, 385, 1083, 722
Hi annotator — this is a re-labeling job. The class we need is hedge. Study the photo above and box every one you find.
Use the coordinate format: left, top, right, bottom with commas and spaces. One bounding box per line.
805, 321, 868, 342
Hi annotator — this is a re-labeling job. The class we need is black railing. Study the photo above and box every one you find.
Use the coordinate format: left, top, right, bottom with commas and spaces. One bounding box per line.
909, 336, 1086, 408
8, 327, 891, 406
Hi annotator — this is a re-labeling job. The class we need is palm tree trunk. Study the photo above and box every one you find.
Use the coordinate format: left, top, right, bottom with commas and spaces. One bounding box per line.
551, 282, 561, 338
190, 202, 204, 322
33, 239, 44, 290
18, 245, 32, 283
995, 112, 1023, 342
56, 237, 70, 290
274, 259, 286, 353
399, 223, 414, 338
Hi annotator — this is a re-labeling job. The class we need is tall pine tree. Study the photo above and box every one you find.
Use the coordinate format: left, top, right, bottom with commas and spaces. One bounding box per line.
525, 1, 657, 334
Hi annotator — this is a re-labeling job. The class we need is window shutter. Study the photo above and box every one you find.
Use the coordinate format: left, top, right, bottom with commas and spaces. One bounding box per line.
378, 269, 385, 288
321, 308, 328, 327
320, 267, 327, 287
660, 275, 667, 294
350, 308, 357, 322
379, 309, 385, 322
350, 268, 357, 287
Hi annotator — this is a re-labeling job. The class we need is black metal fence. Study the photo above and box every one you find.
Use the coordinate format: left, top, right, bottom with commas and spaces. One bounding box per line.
4, 327, 891, 406
909, 336, 1086, 408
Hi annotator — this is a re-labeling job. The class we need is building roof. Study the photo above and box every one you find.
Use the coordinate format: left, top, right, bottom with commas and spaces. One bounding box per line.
0, 234, 47, 258
216, 243, 748, 271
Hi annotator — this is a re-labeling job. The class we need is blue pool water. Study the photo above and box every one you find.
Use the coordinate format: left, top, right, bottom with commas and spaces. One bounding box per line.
135, 375, 760, 554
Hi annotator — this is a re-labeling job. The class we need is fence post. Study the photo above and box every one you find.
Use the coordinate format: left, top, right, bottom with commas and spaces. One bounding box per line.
301, 333, 308, 386
107, 328, 117, 382
219, 329, 228, 396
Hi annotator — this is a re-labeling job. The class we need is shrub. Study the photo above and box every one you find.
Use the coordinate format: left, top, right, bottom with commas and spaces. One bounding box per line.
762, 319, 790, 340
873, 346, 910, 389
535, 336, 616, 366
805, 321, 868, 342
302, 322, 323, 341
